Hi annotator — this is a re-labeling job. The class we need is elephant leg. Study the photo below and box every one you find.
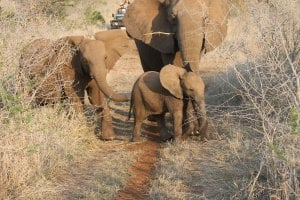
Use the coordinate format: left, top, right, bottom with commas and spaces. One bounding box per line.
87, 80, 116, 140
132, 108, 147, 142
172, 110, 183, 143
157, 114, 172, 141
199, 120, 209, 141
99, 100, 116, 140
64, 83, 84, 113
134, 39, 164, 72
132, 118, 143, 142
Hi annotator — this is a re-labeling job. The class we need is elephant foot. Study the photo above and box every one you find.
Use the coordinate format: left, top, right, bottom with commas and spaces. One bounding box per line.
182, 127, 194, 140
100, 130, 116, 141
196, 121, 209, 141
100, 134, 115, 141
160, 131, 172, 142
131, 136, 143, 142
182, 132, 190, 140
173, 135, 183, 143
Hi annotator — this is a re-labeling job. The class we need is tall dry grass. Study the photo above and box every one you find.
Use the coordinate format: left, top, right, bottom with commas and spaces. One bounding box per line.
0, 0, 134, 198
150, 0, 299, 199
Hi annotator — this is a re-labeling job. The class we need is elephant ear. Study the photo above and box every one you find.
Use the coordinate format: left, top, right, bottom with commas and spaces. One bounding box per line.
95, 30, 135, 70
105, 49, 120, 71
94, 30, 128, 42
204, 0, 229, 52
160, 64, 186, 99
123, 0, 175, 54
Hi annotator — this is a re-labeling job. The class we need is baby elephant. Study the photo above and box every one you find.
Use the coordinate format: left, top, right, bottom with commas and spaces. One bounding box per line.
129, 64, 208, 142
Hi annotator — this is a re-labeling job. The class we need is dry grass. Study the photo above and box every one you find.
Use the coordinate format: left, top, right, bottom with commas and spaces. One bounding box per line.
0, 108, 94, 198
0, 105, 135, 199
149, 140, 239, 199
0, 0, 135, 199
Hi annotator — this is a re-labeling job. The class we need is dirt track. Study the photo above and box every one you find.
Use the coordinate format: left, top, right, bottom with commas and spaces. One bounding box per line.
109, 53, 163, 199
116, 140, 160, 199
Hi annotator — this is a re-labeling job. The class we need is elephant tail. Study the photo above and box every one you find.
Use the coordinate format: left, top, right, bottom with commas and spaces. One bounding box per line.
127, 81, 137, 121
127, 94, 133, 121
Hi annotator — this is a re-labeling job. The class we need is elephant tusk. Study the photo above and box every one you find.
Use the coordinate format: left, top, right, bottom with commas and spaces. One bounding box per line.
143, 32, 175, 36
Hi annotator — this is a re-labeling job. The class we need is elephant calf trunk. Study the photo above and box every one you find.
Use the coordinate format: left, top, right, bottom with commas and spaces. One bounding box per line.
192, 100, 209, 140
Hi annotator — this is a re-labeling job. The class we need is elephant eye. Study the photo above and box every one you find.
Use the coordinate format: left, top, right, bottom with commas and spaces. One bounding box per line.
186, 88, 194, 92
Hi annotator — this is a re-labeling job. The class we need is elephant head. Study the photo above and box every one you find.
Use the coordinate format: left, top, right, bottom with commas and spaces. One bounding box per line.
160, 65, 207, 135
65, 36, 129, 102
160, 64, 205, 102
124, 0, 229, 72
94, 29, 136, 71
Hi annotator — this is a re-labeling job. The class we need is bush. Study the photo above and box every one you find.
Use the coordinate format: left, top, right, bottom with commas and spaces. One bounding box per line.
215, 0, 300, 198
84, 7, 105, 25
15, 0, 76, 20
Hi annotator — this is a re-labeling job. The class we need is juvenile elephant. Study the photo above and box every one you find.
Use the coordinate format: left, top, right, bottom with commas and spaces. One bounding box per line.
19, 30, 135, 140
19, 37, 87, 110
128, 64, 208, 142
124, 0, 229, 72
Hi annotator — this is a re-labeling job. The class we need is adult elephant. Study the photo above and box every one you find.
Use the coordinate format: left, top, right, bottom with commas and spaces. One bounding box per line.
19, 30, 135, 140
123, 0, 229, 72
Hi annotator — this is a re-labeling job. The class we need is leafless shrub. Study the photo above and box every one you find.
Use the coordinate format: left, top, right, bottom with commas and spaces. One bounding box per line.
208, 0, 300, 199
17, 37, 78, 109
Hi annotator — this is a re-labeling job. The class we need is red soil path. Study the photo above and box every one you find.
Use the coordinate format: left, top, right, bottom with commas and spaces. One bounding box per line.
116, 139, 160, 199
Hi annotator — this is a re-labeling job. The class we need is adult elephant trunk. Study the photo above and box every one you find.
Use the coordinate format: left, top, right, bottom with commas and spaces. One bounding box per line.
177, 6, 205, 73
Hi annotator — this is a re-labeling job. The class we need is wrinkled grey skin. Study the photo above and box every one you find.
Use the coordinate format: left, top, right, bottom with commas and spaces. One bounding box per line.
124, 0, 229, 72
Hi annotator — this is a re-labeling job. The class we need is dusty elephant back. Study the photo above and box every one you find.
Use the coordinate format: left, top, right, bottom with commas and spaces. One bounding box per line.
19, 38, 52, 78
133, 71, 167, 114
19, 38, 77, 105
